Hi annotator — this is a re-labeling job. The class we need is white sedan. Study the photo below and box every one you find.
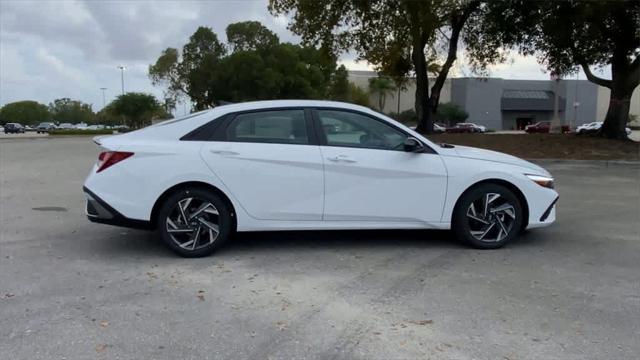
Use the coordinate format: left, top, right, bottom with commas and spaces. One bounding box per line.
84, 100, 557, 257
577, 121, 632, 135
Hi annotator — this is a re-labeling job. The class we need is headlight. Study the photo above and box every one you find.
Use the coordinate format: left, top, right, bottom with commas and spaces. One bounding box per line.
525, 174, 554, 189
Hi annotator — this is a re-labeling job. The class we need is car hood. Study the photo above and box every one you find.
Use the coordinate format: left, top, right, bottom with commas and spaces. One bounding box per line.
448, 145, 549, 175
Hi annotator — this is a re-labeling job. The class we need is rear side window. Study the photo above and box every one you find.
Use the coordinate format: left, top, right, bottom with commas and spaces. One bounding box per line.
225, 110, 308, 144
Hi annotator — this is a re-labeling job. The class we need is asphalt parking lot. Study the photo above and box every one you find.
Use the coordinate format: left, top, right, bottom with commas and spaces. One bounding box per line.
1, 136, 639, 360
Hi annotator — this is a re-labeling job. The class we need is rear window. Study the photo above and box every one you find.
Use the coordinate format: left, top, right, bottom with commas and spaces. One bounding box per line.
225, 110, 308, 144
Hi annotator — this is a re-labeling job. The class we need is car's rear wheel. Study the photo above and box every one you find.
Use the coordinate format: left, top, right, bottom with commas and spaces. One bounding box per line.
452, 183, 523, 249
157, 187, 232, 257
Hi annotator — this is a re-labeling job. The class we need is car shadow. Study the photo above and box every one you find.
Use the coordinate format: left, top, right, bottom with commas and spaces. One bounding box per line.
225, 229, 459, 253
87, 228, 462, 259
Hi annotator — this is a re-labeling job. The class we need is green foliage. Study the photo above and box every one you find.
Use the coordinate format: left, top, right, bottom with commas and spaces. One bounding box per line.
48, 98, 95, 124
0, 100, 50, 125
328, 65, 350, 101
109, 93, 164, 129
435, 102, 468, 125
347, 83, 370, 107
149, 26, 226, 110
226, 21, 279, 52
326, 66, 370, 107
368, 76, 396, 111
149, 22, 338, 108
387, 109, 418, 126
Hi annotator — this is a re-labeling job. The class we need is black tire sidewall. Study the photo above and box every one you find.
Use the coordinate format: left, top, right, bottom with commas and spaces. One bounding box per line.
453, 184, 523, 249
157, 187, 232, 257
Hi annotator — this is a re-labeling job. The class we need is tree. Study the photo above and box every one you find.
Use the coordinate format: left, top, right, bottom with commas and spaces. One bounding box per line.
466, 1, 639, 139
226, 21, 279, 52
48, 98, 95, 124
149, 26, 227, 110
0, 101, 50, 125
328, 65, 350, 101
269, 0, 481, 134
149, 23, 338, 108
368, 76, 396, 111
109, 93, 164, 129
435, 102, 468, 125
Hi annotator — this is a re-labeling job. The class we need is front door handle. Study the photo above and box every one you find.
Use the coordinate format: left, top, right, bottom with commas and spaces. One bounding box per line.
209, 150, 239, 156
327, 155, 357, 163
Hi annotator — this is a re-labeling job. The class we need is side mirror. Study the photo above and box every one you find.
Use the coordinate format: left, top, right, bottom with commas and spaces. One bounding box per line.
403, 137, 424, 152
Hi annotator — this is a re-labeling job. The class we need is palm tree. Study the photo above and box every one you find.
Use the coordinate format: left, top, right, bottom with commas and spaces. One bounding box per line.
368, 76, 396, 112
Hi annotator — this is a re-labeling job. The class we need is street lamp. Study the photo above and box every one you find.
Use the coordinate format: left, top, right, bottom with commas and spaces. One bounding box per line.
100, 87, 107, 108
117, 66, 126, 95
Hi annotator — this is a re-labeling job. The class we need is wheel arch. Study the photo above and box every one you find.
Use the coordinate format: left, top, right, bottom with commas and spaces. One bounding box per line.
149, 181, 237, 231
452, 178, 529, 231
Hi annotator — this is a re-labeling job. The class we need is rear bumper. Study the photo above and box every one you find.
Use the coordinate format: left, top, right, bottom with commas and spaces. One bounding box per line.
84, 186, 152, 230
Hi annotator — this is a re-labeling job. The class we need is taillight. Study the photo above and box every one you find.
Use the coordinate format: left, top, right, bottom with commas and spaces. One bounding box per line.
96, 151, 134, 172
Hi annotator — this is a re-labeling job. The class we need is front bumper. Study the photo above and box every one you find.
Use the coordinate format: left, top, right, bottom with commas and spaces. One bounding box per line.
84, 187, 151, 230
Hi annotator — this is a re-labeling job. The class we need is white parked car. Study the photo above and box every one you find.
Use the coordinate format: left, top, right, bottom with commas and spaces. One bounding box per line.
84, 100, 557, 257
58, 123, 74, 129
576, 121, 631, 135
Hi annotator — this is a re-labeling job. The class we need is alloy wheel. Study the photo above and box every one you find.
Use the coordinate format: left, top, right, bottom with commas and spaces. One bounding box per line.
165, 197, 220, 251
466, 192, 516, 243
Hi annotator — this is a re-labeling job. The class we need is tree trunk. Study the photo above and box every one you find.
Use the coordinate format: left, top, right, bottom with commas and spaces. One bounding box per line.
428, 0, 480, 120
601, 86, 633, 139
581, 51, 639, 140
413, 38, 432, 134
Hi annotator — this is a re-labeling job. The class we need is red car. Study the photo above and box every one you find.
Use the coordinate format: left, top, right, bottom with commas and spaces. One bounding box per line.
525, 121, 570, 134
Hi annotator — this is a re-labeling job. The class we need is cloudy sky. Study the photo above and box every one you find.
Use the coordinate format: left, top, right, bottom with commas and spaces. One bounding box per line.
0, 0, 610, 112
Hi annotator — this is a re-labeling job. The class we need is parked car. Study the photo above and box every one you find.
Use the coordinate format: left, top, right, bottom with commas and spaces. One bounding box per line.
459, 122, 486, 133
84, 100, 558, 257
576, 121, 631, 136
446, 123, 481, 133
525, 121, 570, 134
4, 123, 25, 134
433, 123, 446, 133
58, 123, 75, 130
37, 122, 57, 133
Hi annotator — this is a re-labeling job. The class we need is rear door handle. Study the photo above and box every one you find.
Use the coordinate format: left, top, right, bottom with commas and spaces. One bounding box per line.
327, 155, 357, 163
209, 150, 239, 156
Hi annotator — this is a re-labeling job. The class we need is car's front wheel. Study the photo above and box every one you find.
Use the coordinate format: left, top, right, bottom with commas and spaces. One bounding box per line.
452, 183, 523, 249
157, 187, 233, 257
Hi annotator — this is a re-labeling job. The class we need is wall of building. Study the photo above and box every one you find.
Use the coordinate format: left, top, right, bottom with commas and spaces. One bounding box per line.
348, 71, 451, 114
450, 78, 503, 130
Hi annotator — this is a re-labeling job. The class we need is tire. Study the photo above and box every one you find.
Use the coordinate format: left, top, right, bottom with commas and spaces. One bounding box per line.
452, 183, 523, 249
157, 187, 233, 257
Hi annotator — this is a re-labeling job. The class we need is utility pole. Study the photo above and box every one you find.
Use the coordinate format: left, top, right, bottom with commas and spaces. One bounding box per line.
550, 71, 562, 134
117, 66, 126, 95
100, 87, 107, 108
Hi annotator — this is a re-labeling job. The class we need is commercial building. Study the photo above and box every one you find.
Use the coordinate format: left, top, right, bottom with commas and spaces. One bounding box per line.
348, 70, 640, 130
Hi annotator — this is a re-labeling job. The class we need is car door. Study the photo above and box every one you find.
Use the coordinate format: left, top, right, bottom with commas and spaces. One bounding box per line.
199, 108, 324, 221
315, 109, 448, 223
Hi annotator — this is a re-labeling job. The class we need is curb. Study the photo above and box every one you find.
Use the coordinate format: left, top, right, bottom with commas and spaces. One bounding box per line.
528, 158, 640, 168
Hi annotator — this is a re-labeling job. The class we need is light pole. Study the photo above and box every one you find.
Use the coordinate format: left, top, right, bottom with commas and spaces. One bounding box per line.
550, 71, 562, 134
100, 87, 107, 108
117, 66, 126, 95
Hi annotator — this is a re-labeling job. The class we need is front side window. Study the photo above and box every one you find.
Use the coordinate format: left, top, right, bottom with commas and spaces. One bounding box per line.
226, 110, 308, 144
317, 110, 407, 151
